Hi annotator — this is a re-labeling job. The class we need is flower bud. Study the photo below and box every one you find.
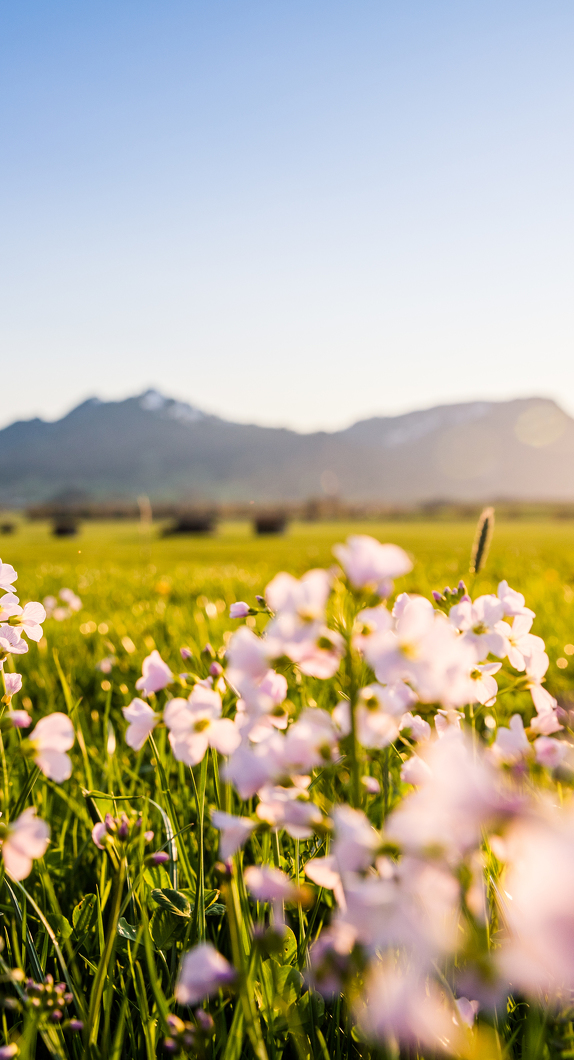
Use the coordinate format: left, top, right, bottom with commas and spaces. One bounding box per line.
209, 662, 223, 677
151, 851, 170, 866
180, 647, 193, 660
229, 602, 250, 619
69, 1020, 83, 1032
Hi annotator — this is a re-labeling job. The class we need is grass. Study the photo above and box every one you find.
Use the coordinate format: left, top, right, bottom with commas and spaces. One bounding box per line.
2, 515, 574, 1059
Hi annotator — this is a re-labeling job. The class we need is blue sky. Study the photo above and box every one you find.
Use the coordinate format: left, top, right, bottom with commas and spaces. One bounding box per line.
1, 1, 574, 430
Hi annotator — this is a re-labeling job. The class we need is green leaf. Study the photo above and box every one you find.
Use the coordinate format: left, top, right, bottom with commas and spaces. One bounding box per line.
72, 893, 97, 936
206, 902, 226, 918
51, 913, 73, 940
117, 917, 138, 942
151, 888, 191, 917
149, 909, 187, 950
269, 926, 297, 965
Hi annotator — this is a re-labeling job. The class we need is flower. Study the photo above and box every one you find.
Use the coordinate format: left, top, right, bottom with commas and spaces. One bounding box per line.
0, 560, 17, 593
1, 807, 50, 880
491, 715, 530, 764
469, 662, 501, 706
0, 626, 28, 658
355, 959, 454, 1050
495, 614, 544, 671
305, 855, 346, 908
333, 536, 412, 596
122, 698, 159, 750
497, 580, 535, 619
3, 672, 23, 697
256, 782, 323, 839
535, 737, 568, 769
211, 810, 256, 859
454, 997, 479, 1027
91, 822, 108, 849
0, 593, 21, 622
10, 601, 46, 642
8, 710, 31, 729
223, 733, 285, 799
244, 864, 299, 902
59, 588, 82, 611
331, 805, 380, 873
175, 944, 235, 1004
449, 595, 506, 660
230, 602, 250, 618
135, 649, 173, 696
164, 685, 240, 766
28, 713, 75, 782
265, 569, 332, 621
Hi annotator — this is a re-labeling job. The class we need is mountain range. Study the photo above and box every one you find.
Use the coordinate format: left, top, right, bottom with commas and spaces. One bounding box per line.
1, 390, 574, 505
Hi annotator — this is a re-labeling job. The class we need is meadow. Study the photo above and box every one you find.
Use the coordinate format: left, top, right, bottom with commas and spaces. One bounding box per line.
3, 516, 574, 1060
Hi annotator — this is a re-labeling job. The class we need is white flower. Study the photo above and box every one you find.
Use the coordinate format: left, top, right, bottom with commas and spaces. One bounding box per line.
495, 614, 544, 671
122, 698, 159, 750
449, 595, 506, 660
256, 782, 323, 839
535, 737, 568, 769
0, 594, 21, 622
135, 649, 173, 696
164, 685, 240, 766
59, 588, 82, 611
491, 715, 530, 764
10, 601, 46, 643
8, 710, 31, 729
469, 662, 501, 706
3, 672, 23, 696
497, 580, 534, 619
211, 810, 256, 860
0, 561, 17, 593
175, 943, 235, 1004
223, 732, 286, 799
333, 536, 412, 596
29, 713, 75, 782
265, 569, 332, 621
304, 855, 346, 907
244, 864, 298, 902
1, 807, 50, 880
0, 626, 28, 657
230, 602, 250, 618
331, 805, 380, 873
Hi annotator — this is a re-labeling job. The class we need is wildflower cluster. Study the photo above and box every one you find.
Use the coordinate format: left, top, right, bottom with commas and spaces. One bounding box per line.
3, 529, 574, 1058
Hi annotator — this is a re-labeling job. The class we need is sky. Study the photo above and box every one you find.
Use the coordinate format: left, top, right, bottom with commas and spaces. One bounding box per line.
1, 0, 574, 432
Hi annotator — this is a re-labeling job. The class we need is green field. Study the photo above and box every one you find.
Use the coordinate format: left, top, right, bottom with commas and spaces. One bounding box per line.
8, 516, 574, 712
4, 516, 574, 1059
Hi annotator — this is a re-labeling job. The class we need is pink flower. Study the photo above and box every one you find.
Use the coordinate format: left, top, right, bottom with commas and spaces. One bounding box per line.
122, 698, 159, 750
491, 715, 529, 764
0, 626, 28, 657
535, 737, 568, 769
4, 673, 22, 696
0, 560, 17, 593
11, 601, 46, 642
223, 733, 285, 798
164, 685, 240, 766
29, 713, 75, 782
333, 536, 412, 596
91, 822, 108, 849
355, 959, 453, 1050
331, 805, 380, 873
175, 943, 235, 1004
256, 782, 323, 839
135, 649, 173, 696
230, 602, 250, 618
400, 754, 432, 785
8, 710, 31, 729
0, 594, 21, 622
305, 855, 346, 908
59, 588, 82, 611
265, 569, 332, 621
244, 865, 299, 902
495, 614, 545, 672
399, 713, 431, 742
531, 710, 562, 735
497, 580, 534, 619
2, 807, 50, 880
454, 998, 479, 1027
449, 595, 506, 660
211, 810, 256, 859
469, 662, 501, 706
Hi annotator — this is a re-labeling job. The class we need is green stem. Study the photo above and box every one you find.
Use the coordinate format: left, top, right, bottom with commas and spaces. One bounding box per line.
88, 856, 126, 1050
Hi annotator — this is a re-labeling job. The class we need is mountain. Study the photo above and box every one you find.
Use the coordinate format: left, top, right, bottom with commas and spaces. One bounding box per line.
1, 390, 574, 505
